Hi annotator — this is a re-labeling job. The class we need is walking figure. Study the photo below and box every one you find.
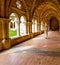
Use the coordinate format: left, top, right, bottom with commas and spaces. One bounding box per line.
45, 24, 48, 39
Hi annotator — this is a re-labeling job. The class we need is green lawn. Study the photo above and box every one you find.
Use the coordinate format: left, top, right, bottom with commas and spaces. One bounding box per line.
9, 30, 17, 37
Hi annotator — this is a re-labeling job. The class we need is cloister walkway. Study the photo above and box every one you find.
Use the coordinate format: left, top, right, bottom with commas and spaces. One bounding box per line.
0, 31, 60, 65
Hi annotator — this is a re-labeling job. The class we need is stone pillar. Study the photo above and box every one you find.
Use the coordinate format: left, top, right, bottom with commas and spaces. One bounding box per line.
33, 22, 35, 33
29, 22, 32, 34
41, 21, 44, 30
26, 22, 29, 34
37, 22, 41, 32
0, 18, 11, 49
26, 12, 33, 37
27, 19, 33, 37
26, 19, 32, 35
26, 22, 32, 34
40, 22, 41, 31
17, 21, 20, 36
37, 22, 39, 32
43, 23, 45, 31
29, 22, 33, 38
59, 23, 60, 32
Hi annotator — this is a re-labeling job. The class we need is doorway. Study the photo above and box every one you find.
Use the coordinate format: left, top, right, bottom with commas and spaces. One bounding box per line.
50, 17, 59, 31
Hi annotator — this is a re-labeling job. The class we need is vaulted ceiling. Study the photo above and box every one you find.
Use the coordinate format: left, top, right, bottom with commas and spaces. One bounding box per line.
0, 0, 60, 22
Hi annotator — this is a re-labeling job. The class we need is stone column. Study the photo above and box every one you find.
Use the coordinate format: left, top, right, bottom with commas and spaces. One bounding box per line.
29, 22, 32, 34
0, 18, 11, 49
26, 19, 32, 35
43, 23, 45, 31
17, 21, 20, 36
40, 22, 41, 31
29, 22, 33, 38
26, 22, 29, 34
41, 21, 44, 30
27, 20, 33, 37
33, 22, 35, 33
26, 12, 33, 37
59, 23, 60, 32
37, 22, 41, 32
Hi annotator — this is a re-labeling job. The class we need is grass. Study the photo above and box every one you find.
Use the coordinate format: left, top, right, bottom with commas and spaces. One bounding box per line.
9, 30, 17, 37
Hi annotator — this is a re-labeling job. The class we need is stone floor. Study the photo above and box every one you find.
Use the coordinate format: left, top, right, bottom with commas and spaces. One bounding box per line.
0, 31, 60, 65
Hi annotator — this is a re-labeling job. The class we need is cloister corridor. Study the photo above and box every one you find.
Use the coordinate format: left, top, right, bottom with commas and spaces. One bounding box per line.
0, 31, 60, 65
1, 0, 60, 65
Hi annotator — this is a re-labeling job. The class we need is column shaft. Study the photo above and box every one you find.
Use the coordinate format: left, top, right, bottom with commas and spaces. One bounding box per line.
0, 18, 11, 49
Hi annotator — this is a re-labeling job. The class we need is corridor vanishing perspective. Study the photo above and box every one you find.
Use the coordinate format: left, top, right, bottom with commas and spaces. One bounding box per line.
0, 31, 60, 65
0, 0, 60, 65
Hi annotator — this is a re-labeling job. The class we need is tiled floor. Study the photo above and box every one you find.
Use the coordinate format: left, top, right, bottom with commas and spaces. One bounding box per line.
0, 31, 60, 65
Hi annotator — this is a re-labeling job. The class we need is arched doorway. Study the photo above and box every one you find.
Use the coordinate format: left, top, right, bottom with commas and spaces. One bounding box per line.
32, 19, 37, 33
50, 17, 59, 31
9, 13, 19, 37
20, 16, 26, 35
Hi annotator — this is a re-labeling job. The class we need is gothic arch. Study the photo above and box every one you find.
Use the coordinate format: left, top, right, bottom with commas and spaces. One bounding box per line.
9, 13, 19, 37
